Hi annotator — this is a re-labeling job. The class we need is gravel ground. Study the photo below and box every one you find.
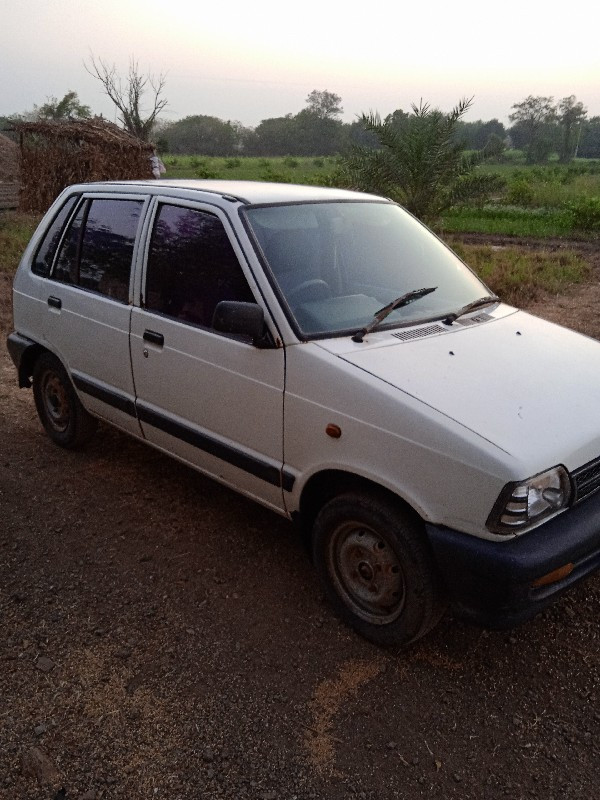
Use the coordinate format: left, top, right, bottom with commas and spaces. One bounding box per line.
2, 245, 600, 800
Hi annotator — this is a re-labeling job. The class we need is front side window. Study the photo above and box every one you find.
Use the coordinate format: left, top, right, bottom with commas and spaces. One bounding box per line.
52, 198, 143, 303
144, 204, 254, 328
244, 201, 489, 337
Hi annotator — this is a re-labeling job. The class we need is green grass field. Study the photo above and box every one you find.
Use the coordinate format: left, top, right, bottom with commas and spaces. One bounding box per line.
0, 212, 39, 274
162, 155, 338, 185
450, 240, 589, 304
161, 155, 600, 238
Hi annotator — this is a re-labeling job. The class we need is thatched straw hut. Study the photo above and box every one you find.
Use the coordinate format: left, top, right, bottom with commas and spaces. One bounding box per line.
14, 118, 154, 212
0, 133, 19, 210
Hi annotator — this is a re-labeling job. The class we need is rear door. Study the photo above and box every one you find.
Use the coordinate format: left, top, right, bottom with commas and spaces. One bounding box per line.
130, 200, 287, 512
43, 193, 147, 435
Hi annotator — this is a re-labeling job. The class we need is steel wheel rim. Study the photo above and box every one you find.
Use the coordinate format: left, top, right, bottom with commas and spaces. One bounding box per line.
42, 371, 70, 432
327, 521, 406, 625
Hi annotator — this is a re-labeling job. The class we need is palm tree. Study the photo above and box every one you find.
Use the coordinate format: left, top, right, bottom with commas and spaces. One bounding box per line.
339, 98, 502, 222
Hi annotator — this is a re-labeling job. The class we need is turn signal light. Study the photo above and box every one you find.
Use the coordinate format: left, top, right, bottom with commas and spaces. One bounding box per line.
532, 563, 574, 588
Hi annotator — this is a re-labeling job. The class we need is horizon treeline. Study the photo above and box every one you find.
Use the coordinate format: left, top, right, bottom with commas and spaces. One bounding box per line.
155, 91, 600, 163
3, 89, 600, 162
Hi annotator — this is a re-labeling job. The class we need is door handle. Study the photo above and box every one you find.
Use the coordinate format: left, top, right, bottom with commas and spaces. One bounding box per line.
47, 296, 62, 310
143, 329, 164, 347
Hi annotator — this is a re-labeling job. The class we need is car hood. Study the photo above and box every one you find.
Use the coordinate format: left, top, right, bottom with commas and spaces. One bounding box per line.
319, 309, 600, 473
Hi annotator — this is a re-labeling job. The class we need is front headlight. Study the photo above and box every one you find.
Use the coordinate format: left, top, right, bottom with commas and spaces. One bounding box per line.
487, 466, 572, 535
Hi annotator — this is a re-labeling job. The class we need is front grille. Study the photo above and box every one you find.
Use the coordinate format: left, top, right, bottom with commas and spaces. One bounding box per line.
572, 455, 600, 503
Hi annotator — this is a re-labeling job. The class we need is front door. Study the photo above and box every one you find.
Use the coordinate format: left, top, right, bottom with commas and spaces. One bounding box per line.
130, 200, 286, 512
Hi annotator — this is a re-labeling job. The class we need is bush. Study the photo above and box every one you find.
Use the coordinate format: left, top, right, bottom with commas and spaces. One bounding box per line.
440, 204, 572, 237
260, 170, 292, 184
450, 242, 589, 305
305, 171, 345, 188
312, 157, 325, 168
505, 179, 535, 206
565, 197, 600, 231
283, 157, 299, 168
224, 158, 241, 169
194, 166, 218, 179
0, 212, 41, 275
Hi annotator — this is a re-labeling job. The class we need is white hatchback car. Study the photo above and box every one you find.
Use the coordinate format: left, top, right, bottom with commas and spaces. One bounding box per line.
8, 180, 600, 645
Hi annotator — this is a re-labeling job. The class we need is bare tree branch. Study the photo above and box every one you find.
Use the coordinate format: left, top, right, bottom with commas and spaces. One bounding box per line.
85, 55, 167, 141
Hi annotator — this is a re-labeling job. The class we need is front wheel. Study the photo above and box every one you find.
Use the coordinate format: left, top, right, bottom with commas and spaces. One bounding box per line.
32, 353, 97, 449
312, 491, 446, 646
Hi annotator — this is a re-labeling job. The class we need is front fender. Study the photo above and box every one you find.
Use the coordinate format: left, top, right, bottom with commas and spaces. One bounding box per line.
6, 332, 43, 388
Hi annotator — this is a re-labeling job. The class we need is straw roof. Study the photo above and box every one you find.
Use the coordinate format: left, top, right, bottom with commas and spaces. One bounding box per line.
13, 118, 155, 212
0, 133, 19, 182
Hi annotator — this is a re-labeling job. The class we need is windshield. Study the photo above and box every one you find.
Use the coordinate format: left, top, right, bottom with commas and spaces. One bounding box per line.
244, 201, 490, 338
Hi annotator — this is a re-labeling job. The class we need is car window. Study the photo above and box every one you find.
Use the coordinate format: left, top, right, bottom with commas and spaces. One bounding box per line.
53, 202, 85, 285
52, 198, 143, 303
32, 195, 79, 277
144, 204, 254, 329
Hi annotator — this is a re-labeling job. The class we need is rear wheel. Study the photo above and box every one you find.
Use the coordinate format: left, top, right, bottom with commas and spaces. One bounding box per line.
312, 491, 446, 646
32, 353, 97, 448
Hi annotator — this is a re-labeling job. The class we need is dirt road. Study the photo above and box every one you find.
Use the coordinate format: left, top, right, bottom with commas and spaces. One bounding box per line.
2, 264, 600, 800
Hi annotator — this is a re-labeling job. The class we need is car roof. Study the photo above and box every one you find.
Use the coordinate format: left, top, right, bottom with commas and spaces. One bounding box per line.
67, 179, 388, 206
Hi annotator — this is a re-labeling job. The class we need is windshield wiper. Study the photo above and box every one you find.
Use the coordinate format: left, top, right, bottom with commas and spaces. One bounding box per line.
352, 287, 437, 343
441, 294, 499, 325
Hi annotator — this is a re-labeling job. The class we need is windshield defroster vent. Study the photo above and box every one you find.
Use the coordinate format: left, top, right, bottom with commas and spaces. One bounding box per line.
457, 313, 493, 326
392, 324, 446, 342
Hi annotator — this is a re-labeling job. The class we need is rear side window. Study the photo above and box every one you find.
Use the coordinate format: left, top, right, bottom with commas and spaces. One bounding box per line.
52, 198, 143, 303
32, 195, 79, 277
144, 204, 254, 328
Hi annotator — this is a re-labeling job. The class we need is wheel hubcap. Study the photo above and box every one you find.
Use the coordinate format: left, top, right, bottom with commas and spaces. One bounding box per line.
42, 371, 70, 432
328, 522, 405, 625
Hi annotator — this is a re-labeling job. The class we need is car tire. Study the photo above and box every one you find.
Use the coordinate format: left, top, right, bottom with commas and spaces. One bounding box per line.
32, 352, 97, 449
312, 491, 446, 646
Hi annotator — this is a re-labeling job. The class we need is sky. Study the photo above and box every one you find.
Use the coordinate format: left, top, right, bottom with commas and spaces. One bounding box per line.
2, 0, 599, 128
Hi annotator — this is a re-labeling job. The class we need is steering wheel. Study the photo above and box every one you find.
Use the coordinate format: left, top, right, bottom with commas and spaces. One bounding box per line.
287, 279, 332, 303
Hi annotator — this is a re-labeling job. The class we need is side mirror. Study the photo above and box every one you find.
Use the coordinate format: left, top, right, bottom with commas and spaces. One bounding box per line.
212, 301, 268, 346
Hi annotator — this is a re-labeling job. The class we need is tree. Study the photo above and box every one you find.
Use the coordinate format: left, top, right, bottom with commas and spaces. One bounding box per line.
579, 116, 600, 159
338, 98, 503, 221
557, 95, 587, 162
292, 108, 345, 155
508, 96, 556, 163
385, 109, 411, 135
345, 119, 380, 150
252, 115, 297, 155
159, 115, 239, 155
483, 133, 506, 160
305, 90, 343, 120
86, 55, 167, 141
37, 90, 91, 120
456, 118, 506, 150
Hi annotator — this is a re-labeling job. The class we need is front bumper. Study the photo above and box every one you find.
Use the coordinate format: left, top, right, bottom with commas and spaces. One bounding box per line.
425, 488, 600, 628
